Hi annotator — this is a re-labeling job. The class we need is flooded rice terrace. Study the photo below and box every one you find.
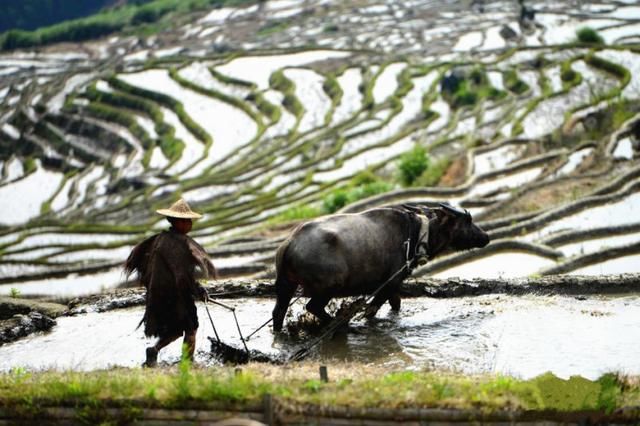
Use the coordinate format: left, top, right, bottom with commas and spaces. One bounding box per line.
2, 294, 639, 380
2, 0, 640, 394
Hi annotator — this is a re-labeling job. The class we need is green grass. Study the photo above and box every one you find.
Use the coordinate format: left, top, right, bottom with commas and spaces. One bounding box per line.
322, 73, 343, 104
268, 204, 323, 224
327, 181, 394, 213
269, 70, 304, 120
585, 53, 631, 85
322, 173, 394, 213
1, 367, 639, 419
252, 92, 281, 123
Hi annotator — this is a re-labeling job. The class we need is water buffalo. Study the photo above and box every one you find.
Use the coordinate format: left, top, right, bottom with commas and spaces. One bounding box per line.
272, 203, 489, 331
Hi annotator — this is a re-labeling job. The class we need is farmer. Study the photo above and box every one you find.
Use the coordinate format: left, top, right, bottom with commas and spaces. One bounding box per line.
125, 198, 216, 367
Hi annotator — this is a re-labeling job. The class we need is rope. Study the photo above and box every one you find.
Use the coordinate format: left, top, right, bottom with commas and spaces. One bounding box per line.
289, 262, 410, 362
288, 217, 431, 362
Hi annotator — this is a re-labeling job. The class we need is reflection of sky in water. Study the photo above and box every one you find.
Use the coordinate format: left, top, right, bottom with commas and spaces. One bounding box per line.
0, 268, 125, 297
569, 254, 640, 276
473, 144, 524, 176
523, 192, 640, 242
3, 295, 639, 380
467, 168, 541, 198
432, 252, 555, 279
558, 232, 640, 258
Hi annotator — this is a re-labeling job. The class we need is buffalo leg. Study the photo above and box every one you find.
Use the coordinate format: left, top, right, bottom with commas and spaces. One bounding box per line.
306, 295, 332, 324
272, 276, 297, 332
364, 290, 391, 318
365, 287, 401, 318
388, 293, 401, 311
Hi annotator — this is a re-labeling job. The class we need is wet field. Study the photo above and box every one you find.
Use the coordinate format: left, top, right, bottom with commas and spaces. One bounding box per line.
2, 294, 639, 380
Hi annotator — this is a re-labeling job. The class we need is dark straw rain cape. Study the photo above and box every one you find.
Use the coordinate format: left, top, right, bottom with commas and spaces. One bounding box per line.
125, 229, 216, 338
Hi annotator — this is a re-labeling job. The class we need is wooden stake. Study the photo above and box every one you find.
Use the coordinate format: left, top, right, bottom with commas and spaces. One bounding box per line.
319, 365, 328, 382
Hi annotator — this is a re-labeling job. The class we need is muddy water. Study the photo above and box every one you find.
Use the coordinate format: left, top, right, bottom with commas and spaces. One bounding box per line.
1, 295, 639, 380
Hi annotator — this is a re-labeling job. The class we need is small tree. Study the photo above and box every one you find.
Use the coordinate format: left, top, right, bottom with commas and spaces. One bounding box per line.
576, 27, 604, 44
398, 145, 429, 186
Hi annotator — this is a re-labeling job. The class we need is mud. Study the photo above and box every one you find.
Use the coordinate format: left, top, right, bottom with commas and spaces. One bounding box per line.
0, 312, 56, 346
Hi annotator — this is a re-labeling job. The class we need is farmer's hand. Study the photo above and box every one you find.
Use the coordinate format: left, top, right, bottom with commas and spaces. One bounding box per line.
197, 284, 210, 303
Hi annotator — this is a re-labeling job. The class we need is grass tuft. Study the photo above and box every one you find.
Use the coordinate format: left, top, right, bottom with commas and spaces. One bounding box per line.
1, 367, 639, 417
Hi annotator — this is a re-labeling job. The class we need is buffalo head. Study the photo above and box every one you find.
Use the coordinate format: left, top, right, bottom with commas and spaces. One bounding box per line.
435, 202, 489, 251
403, 202, 488, 258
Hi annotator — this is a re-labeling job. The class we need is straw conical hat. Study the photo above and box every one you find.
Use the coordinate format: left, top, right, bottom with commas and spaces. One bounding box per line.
156, 198, 202, 219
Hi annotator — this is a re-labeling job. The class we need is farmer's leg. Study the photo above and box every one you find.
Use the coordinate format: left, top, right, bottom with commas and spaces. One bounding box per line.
183, 329, 197, 360
145, 332, 181, 367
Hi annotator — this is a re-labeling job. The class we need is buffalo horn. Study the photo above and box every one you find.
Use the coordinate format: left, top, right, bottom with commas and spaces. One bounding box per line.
439, 202, 470, 218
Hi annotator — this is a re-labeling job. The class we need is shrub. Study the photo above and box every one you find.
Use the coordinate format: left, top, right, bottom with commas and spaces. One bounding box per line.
323, 189, 349, 213
23, 157, 37, 174
576, 27, 604, 44
398, 145, 429, 186
158, 134, 184, 161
